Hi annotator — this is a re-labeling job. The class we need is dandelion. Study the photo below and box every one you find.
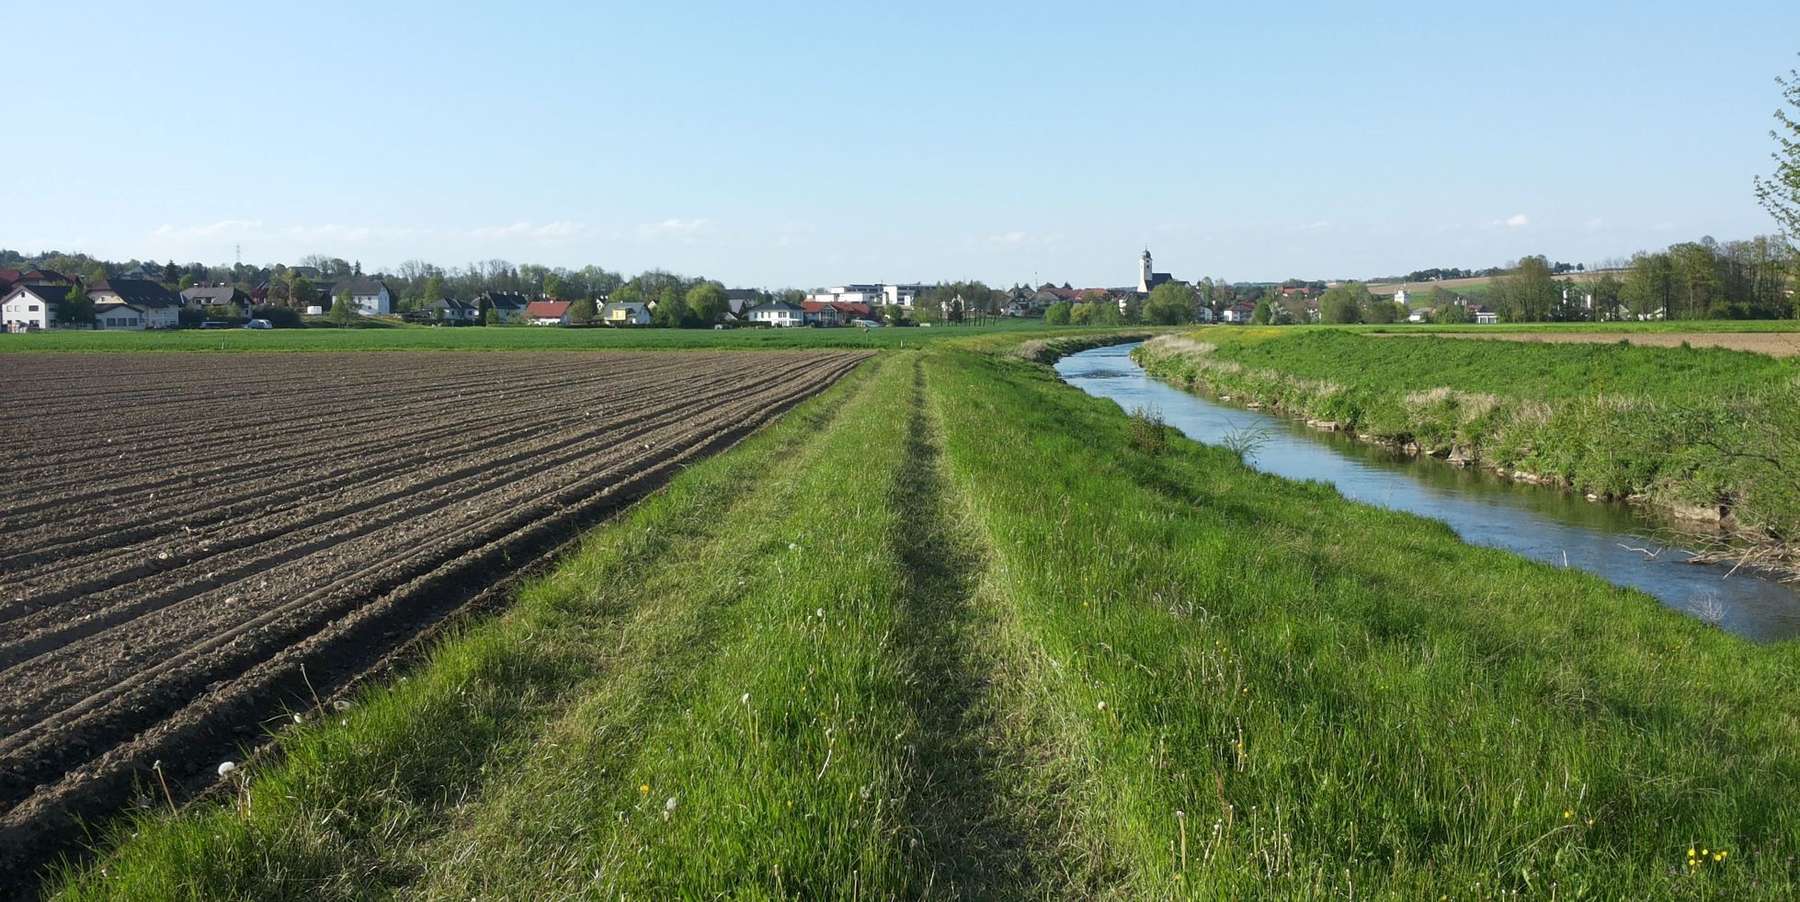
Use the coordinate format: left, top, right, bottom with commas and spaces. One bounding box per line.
1096, 701, 1107, 712
217, 761, 237, 778
1563, 810, 1573, 820
815, 608, 825, 619
740, 692, 751, 705
664, 796, 678, 818
639, 783, 650, 797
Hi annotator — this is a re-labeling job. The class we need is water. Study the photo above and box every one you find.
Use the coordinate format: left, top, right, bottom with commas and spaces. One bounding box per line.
1056, 342, 1800, 642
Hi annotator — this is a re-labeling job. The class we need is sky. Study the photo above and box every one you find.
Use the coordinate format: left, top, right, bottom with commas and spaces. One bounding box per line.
6, 1, 1798, 288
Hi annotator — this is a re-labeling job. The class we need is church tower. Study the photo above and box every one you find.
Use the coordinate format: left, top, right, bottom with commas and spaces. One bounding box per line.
1138, 248, 1153, 293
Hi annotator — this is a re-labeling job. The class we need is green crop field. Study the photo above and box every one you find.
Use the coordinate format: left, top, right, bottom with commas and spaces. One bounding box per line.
0, 320, 1069, 353
45, 332, 1800, 899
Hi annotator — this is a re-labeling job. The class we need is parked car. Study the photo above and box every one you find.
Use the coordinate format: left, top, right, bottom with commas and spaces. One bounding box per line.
851, 319, 882, 328
244, 318, 273, 330
198, 320, 234, 330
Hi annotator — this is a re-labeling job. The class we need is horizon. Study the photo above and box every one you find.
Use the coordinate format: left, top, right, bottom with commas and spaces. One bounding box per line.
7, 2, 1798, 287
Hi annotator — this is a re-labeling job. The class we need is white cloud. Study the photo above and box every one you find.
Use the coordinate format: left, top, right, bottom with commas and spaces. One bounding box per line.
988, 230, 1028, 246
1296, 220, 1332, 232
637, 217, 711, 240
1503, 213, 1530, 228
1583, 217, 1605, 231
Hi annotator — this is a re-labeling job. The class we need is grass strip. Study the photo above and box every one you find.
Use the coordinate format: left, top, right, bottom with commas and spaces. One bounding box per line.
926, 347, 1800, 897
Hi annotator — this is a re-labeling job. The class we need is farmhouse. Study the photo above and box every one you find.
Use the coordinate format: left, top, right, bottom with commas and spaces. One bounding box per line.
424, 298, 479, 323
748, 300, 805, 327
333, 277, 395, 315
474, 291, 529, 323
2, 283, 63, 331
602, 300, 652, 326
181, 284, 252, 314
92, 302, 147, 330
526, 300, 573, 325
87, 279, 180, 329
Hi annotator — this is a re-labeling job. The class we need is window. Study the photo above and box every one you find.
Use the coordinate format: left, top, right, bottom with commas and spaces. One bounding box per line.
28, 304, 40, 312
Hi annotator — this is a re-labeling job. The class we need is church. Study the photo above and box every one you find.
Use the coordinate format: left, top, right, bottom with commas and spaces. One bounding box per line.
1137, 248, 1176, 295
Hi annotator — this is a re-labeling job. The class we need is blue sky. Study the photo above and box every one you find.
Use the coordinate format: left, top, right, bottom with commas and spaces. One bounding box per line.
7, 1, 1797, 287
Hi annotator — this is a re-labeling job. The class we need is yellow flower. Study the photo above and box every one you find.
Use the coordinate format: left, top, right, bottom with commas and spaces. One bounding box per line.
639, 783, 650, 796
1562, 810, 1572, 819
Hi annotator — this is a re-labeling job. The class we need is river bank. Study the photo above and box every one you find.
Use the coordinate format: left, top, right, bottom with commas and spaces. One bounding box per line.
1134, 331, 1800, 577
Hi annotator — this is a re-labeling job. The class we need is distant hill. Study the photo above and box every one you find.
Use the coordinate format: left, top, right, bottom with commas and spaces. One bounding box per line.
1368, 269, 1626, 306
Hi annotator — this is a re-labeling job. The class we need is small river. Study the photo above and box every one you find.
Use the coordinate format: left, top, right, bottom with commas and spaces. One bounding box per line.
1056, 342, 1800, 642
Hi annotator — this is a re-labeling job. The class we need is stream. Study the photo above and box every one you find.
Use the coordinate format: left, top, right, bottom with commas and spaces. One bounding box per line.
1055, 342, 1800, 642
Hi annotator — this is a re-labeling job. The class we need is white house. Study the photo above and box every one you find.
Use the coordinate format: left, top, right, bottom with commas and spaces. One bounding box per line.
1220, 302, 1257, 324
333, 277, 394, 315
1394, 288, 1410, 307
526, 300, 572, 325
2, 284, 61, 331
748, 301, 805, 327
475, 291, 529, 323
806, 283, 927, 308
87, 279, 180, 329
1193, 305, 1216, 324
602, 300, 652, 326
93, 302, 147, 330
425, 298, 479, 323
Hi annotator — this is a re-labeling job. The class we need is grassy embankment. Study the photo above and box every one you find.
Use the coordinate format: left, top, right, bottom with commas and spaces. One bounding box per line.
0, 319, 1072, 353
1138, 330, 1800, 554
50, 340, 1800, 898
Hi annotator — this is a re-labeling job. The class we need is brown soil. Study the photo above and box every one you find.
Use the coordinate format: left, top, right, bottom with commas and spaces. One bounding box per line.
0, 349, 868, 887
1380, 330, 1800, 357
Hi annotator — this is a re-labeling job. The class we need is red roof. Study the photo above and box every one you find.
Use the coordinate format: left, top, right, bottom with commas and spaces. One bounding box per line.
801, 301, 872, 316
526, 300, 572, 318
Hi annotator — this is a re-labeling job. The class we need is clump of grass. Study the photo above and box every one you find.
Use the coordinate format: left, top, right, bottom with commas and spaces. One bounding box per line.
1127, 406, 1168, 456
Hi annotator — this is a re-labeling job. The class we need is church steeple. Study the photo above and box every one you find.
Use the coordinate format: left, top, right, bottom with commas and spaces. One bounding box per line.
1138, 248, 1153, 293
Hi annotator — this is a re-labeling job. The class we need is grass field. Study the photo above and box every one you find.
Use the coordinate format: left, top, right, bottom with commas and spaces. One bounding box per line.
1137, 329, 1800, 556
45, 337, 1800, 899
0, 319, 1071, 353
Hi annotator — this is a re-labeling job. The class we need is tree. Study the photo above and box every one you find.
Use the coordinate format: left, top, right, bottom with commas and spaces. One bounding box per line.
1360, 294, 1398, 324
884, 304, 907, 325
162, 260, 181, 286
328, 290, 358, 325
1044, 301, 1073, 325
1621, 252, 1677, 320
178, 274, 195, 291
1319, 283, 1368, 324
684, 282, 729, 324
420, 275, 445, 307
1491, 256, 1557, 321
484, 306, 500, 325
289, 275, 316, 311
543, 272, 567, 300
1143, 282, 1195, 325
1755, 55, 1800, 238
56, 284, 95, 326
1251, 299, 1272, 324
1436, 302, 1469, 324
569, 297, 599, 323
1589, 272, 1624, 320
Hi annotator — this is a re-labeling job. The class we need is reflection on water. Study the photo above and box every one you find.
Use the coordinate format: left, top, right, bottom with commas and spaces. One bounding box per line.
1056, 343, 1800, 642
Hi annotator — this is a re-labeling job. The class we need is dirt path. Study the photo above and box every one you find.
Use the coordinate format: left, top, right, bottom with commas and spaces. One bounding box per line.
1376, 330, 1800, 357
0, 349, 869, 884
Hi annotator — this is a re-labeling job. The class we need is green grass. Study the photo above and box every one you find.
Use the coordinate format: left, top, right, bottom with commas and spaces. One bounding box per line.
47, 339, 1800, 898
1363, 319, 1800, 334
1137, 331, 1800, 546
0, 319, 1082, 353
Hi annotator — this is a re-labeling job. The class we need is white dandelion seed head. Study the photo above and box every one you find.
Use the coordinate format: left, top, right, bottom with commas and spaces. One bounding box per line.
664, 796, 678, 812
1096, 701, 1107, 711
217, 761, 237, 778
740, 692, 751, 705
815, 608, 825, 619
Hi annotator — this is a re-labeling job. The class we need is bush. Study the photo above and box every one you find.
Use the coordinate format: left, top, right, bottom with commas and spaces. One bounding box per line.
1127, 406, 1168, 456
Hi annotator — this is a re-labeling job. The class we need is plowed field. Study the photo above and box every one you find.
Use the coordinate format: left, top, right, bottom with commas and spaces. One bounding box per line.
0, 349, 867, 876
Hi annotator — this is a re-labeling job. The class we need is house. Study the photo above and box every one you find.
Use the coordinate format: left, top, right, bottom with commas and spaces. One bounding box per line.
724, 289, 763, 317
748, 301, 805, 327
87, 279, 180, 329
181, 284, 252, 313
526, 300, 573, 325
474, 291, 529, 323
1393, 288, 1410, 307
1220, 302, 1258, 324
602, 300, 652, 326
1193, 305, 1216, 324
93, 302, 147, 330
330, 277, 394, 315
425, 298, 479, 323
801, 302, 845, 327
1407, 308, 1428, 323
16, 269, 73, 288
1471, 305, 1498, 325
2, 283, 63, 331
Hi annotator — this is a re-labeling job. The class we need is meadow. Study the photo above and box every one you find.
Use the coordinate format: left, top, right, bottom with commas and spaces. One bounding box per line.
44, 335, 1800, 899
